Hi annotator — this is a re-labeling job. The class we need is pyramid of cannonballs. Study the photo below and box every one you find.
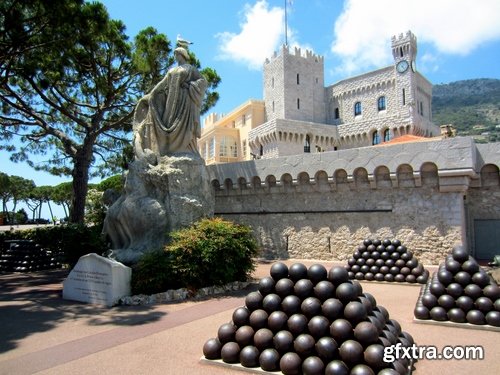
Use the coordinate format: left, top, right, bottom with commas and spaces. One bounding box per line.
203, 262, 415, 374
346, 239, 429, 284
414, 246, 500, 327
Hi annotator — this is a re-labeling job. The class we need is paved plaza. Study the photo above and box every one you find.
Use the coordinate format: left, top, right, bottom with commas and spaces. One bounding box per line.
0, 260, 498, 375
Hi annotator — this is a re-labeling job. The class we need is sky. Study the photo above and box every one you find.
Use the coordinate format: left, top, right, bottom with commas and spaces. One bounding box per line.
2, 0, 500, 220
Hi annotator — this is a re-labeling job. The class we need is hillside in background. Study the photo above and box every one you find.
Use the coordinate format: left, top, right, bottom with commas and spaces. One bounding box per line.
432, 78, 500, 142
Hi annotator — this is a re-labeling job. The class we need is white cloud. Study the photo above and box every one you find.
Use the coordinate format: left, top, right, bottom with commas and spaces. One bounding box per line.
215, 1, 284, 70
331, 0, 500, 75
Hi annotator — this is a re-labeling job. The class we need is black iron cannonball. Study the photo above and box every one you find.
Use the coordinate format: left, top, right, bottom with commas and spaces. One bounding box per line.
394, 274, 406, 283
289, 263, 309, 282
339, 339, 364, 365
485, 311, 500, 327
330, 318, 353, 342
217, 322, 237, 344
370, 265, 380, 274
377, 337, 392, 348
405, 274, 417, 283
282, 295, 302, 315
315, 337, 339, 362
364, 343, 386, 370
472, 271, 491, 288
437, 269, 453, 286
249, 309, 269, 330
416, 271, 429, 284
429, 282, 446, 297
430, 306, 448, 321
389, 266, 400, 276
287, 313, 308, 336
365, 272, 375, 281
392, 239, 402, 247
270, 262, 289, 281
262, 293, 282, 313
422, 293, 438, 309
294, 333, 316, 358
368, 243, 378, 251
464, 284, 483, 300
361, 265, 371, 273
352, 280, 363, 295
456, 295, 474, 312
466, 309, 486, 325
390, 252, 400, 261
325, 360, 349, 375
363, 239, 373, 247
235, 325, 255, 347
245, 291, 263, 311
405, 258, 418, 269
386, 244, 396, 254
379, 330, 398, 345
354, 321, 379, 346
254, 328, 274, 351
344, 301, 368, 325
386, 319, 401, 335
380, 252, 390, 261
301, 297, 322, 318
322, 298, 344, 321
414, 305, 430, 320
353, 250, 362, 259
348, 258, 357, 267
452, 246, 469, 263
367, 315, 385, 333
308, 263, 328, 284
495, 299, 500, 312
483, 284, 500, 300
362, 251, 371, 260
355, 272, 365, 280
314, 280, 336, 301
377, 369, 400, 375
379, 266, 389, 275
446, 283, 463, 299
328, 266, 350, 284
308, 315, 330, 339
454, 271, 472, 287
294, 279, 314, 299
273, 330, 294, 354
400, 267, 411, 276
348, 271, 356, 279
232, 306, 251, 327
384, 274, 394, 282
475, 296, 494, 313
374, 305, 390, 321
374, 273, 385, 281
221, 341, 240, 363
258, 276, 276, 296
385, 259, 396, 268
462, 259, 480, 274
411, 263, 424, 276
302, 356, 325, 375
351, 265, 361, 273
358, 296, 374, 315
203, 338, 222, 359
350, 364, 375, 375
259, 348, 280, 371
372, 252, 381, 260
275, 278, 295, 298
447, 307, 466, 323
445, 258, 462, 273
336, 282, 358, 303
366, 258, 376, 266
268, 311, 288, 332
280, 352, 302, 375
239, 345, 260, 368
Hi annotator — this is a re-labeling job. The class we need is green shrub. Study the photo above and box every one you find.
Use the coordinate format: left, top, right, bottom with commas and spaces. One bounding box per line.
130, 250, 181, 295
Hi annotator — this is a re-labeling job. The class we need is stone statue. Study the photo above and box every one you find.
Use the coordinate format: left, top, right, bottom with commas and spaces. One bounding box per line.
103, 45, 214, 264
133, 47, 207, 162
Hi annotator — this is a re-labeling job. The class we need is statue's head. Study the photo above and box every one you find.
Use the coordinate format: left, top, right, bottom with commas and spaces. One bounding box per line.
174, 47, 190, 62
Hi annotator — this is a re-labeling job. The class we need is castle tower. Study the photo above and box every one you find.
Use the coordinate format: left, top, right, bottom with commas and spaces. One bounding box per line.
263, 45, 326, 123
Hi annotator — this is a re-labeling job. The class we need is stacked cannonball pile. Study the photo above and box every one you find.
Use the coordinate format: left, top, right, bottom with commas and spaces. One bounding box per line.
203, 262, 415, 375
414, 246, 500, 327
345, 239, 429, 284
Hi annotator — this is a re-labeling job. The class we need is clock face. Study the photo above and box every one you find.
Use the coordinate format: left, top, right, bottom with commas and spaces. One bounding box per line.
397, 60, 409, 73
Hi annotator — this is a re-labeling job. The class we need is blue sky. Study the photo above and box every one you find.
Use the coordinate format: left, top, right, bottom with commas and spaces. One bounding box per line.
2, 0, 500, 220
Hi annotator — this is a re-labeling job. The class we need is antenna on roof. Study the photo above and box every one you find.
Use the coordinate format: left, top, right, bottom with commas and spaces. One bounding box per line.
284, 0, 293, 46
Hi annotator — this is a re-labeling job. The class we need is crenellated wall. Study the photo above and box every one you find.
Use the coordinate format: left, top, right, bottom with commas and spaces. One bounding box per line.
207, 137, 500, 264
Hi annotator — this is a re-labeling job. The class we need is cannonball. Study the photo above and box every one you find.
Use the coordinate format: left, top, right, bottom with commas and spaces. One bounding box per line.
475, 296, 494, 313
287, 313, 308, 336
405, 274, 417, 283
375, 259, 385, 267
328, 266, 350, 285
430, 306, 448, 321
377, 369, 399, 375
472, 271, 491, 288
254, 328, 274, 351
355, 272, 365, 280
344, 301, 368, 325
364, 239, 373, 247
322, 298, 344, 321
394, 274, 406, 283
446, 283, 463, 299
270, 262, 289, 281
379, 266, 389, 275
429, 282, 446, 297
325, 360, 349, 375
483, 284, 500, 300
400, 267, 411, 276
339, 339, 364, 364
437, 269, 453, 286
258, 276, 276, 296
367, 315, 385, 333
454, 271, 472, 287
308, 264, 328, 284
203, 338, 222, 359
462, 259, 480, 274
336, 282, 358, 303
384, 274, 394, 282
377, 336, 392, 347
452, 246, 469, 263
275, 278, 295, 298
348, 258, 357, 267
366, 258, 376, 266
390, 252, 400, 261
374, 305, 390, 321
363, 344, 386, 369
386, 319, 401, 335
239, 345, 260, 367
245, 291, 263, 311
485, 311, 500, 327
294, 279, 314, 299
262, 293, 282, 313
348, 271, 356, 279
380, 252, 390, 260
289, 263, 308, 282
308, 315, 330, 339
370, 265, 380, 274
352, 280, 363, 295
353, 250, 362, 259
232, 306, 250, 327
314, 280, 335, 301
259, 348, 280, 371
302, 356, 325, 375
385, 259, 395, 268
268, 311, 288, 332
249, 309, 268, 330
464, 284, 483, 300
351, 265, 361, 273
406, 258, 418, 269
358, 295, 374, 315
445, 258, 462, 273
235, 325, 255, 347
416, 270, 429, 284
368, 242, 378, 251
217, 323, 237, 344
280, 352, 302, 375
379, 330, 398, 345
221, 341, 240, 363
273, 330, 294, 354
354, 321, 379, 345
294, 333, 316, 358
386, 244, 396, 253
422, 293, 438, 309
389, 266, 400, 276
400, 252, 412, 262
399, 331, 415, 347
374, 273, 385, 281
315, 337, 339, 362
411, 263, 424, 276
466, 309, 486, 325
350, 364, 375, 375
495, 299, 500, 311
447, 307, 466, 323
365, 272, 375, 281
362, 251, 371, 260
360, 265, 371, 273
301, 297, 322, 318
330, 318, 353, 342
282, 295, 302, 315
396, 245, 406, 254
455, 295, 474, 312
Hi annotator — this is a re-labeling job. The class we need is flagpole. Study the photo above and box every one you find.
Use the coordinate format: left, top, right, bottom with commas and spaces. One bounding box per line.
285, 0, 288, 46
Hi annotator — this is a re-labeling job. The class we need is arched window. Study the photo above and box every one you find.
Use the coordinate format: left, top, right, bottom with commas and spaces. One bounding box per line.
372, 131, 381, 145
304, 135, 311, 153
354, 102, 362, 116
378, 96, 386, 111
384, 129, 391, 142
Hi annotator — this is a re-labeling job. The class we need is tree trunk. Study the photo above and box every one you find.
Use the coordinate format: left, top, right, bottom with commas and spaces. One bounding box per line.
70, 146, 93, 224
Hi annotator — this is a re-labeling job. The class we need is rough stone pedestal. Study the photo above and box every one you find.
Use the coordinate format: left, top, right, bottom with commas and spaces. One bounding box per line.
103, 153, 214, 264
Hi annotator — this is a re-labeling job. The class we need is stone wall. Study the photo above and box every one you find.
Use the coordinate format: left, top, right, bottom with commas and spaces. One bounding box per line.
208, 137, 500, 264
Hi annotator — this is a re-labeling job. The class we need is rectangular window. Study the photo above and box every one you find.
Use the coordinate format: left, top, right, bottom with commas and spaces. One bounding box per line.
297, 73, 300, 85
209, 137, 215, 158
242, 114, 246, 125
402, 89, 406, 106
297, 98, 300, 109
242, 140, 247, 159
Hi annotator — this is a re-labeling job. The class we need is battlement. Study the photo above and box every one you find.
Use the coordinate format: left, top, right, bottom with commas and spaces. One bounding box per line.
265, 44, 324, 64
391, 30, 417, 46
